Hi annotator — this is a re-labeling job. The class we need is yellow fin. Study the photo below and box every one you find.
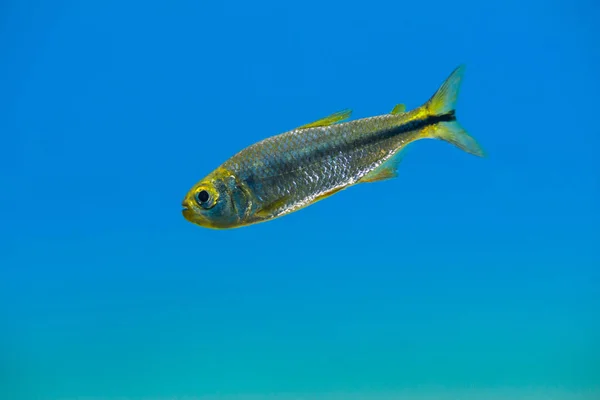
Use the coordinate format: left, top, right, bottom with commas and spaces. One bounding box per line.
358, 147, 409, 184
313, 186, 345, 203
256, 196, 291, 218
358, 166, 397, 183
420, 65, 485, 157
390, 104, 406, 114
426, 65, 464, 116
297, 109, 352, 129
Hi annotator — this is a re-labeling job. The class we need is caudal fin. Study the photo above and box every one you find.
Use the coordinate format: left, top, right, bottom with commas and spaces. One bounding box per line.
422, 65, 485, 157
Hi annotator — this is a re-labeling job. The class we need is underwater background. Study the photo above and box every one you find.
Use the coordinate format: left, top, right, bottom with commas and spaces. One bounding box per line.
1, 1, 599, 399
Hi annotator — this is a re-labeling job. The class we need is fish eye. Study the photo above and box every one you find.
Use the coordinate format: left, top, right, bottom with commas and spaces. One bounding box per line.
197, 190, 210, 203
195, 188, 216, 209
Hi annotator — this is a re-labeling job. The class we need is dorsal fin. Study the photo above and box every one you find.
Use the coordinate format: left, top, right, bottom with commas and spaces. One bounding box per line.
390, 104, 406, 114
297, 109, 352, 129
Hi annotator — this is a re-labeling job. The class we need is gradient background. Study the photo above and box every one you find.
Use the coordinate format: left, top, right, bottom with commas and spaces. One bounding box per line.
1, 1, 599, 399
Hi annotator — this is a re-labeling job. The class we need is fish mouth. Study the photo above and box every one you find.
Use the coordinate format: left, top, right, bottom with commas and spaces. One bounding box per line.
181, 197, 214, 228
181, 206, 209, 227
181, 207, 193, 222
181, 199, 192, 218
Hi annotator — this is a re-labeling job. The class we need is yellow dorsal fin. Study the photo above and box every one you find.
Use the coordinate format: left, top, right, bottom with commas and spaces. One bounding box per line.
390, 104, 406, 114
297, 109, 352, 129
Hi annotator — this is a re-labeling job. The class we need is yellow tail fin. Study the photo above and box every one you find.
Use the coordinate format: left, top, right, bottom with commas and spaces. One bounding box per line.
422, 65, 486, 157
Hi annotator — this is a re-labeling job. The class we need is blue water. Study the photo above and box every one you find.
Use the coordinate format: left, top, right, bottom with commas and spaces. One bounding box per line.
1, 1, 599, 399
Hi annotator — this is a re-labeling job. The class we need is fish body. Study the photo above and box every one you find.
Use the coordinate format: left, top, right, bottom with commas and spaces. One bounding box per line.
182, 65, 485, 229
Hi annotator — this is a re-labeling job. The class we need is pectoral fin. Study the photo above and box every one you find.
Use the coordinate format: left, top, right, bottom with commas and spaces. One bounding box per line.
313, 186, 346, 203
255, 196, 291, 218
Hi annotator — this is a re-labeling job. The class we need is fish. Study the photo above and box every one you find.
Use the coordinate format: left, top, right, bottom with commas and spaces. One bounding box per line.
182, 65, 485, 229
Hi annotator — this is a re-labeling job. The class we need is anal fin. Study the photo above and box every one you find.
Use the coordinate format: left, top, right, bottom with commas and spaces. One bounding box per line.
358, 147, 409, 184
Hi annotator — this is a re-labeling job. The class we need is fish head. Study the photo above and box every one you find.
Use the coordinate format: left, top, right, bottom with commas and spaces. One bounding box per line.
181, 167, 249, 229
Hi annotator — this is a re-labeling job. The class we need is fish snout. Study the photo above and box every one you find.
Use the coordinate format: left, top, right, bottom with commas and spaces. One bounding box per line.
181, 197, 193, 218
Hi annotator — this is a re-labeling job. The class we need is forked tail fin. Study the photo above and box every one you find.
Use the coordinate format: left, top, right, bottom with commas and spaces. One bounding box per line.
422, 65, 485, 157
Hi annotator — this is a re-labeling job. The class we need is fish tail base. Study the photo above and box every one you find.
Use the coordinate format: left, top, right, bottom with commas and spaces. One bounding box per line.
420, 65, 485, 157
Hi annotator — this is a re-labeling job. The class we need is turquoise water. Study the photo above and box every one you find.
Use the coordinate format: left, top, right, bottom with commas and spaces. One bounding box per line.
1, 1, 599, 399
